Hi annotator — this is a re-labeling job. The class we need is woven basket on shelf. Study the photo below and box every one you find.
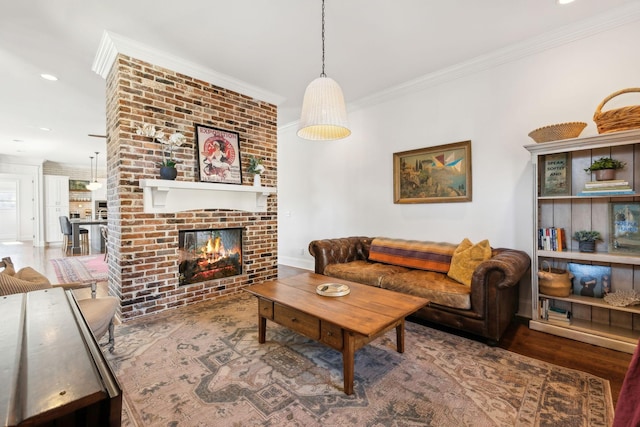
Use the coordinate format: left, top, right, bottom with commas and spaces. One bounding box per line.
527, 122, 587, 143
537, 261, 573, 297
593, 88, 640, 134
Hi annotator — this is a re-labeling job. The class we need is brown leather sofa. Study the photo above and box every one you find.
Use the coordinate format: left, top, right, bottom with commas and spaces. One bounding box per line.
308, 236, 531, 345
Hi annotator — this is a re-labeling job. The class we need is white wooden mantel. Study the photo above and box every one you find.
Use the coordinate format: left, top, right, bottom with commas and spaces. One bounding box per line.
139, 179, 276, 214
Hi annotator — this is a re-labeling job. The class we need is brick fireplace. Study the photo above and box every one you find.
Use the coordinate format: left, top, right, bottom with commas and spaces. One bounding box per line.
102, 52, 278, 320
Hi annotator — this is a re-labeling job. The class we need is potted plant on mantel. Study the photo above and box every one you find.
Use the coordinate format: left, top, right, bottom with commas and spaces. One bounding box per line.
573, 230, 601, 253
584, 157, 626, 181
247, 156, 265, 187
136, 123, 186, 180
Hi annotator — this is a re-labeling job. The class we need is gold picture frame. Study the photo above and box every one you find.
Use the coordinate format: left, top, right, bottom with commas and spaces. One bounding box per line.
393, 140, 472, 204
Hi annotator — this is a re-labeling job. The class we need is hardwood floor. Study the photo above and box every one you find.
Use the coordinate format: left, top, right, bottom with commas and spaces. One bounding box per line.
2, 250, 632, 406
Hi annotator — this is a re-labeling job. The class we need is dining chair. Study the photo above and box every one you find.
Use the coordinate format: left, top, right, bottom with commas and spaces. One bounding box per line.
59, 215, 89, 254
100, 224, 108, 261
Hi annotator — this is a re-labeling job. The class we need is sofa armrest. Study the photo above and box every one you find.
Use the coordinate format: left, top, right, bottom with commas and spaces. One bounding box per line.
309, 237, 373, 274
467, 248, 530, 317
472, 248, 531, 290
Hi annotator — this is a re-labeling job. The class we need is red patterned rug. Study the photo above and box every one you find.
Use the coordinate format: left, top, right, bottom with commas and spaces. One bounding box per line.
50, 255, 108, 284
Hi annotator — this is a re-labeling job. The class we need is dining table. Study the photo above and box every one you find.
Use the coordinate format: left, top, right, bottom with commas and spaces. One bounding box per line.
70, 218, 107, 254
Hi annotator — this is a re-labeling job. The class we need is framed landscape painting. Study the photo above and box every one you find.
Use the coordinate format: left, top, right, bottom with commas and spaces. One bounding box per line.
195, 124, 242, 185
69, 179, 90, 191
393, 140, 472, 204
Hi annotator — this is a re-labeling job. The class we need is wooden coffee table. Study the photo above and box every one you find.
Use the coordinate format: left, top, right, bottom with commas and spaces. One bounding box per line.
244, 272, 430, 395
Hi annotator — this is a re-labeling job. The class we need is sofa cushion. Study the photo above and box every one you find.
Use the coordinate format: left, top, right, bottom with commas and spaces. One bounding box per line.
380, 270, 471, 310
324, 260, 410, 287
368, 237, 456, 273
447, 238, 492, 286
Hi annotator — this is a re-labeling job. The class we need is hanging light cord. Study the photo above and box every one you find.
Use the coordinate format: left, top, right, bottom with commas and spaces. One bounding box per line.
320, 0, 326, 77
94, 152, 99, 182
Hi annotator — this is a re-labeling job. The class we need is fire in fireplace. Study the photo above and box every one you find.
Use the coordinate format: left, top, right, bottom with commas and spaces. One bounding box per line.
178, 228, 243, 286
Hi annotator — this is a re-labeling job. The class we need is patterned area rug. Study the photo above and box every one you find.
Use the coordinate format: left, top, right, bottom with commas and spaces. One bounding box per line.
105, 294, 614, 426
50, 255, 107, 283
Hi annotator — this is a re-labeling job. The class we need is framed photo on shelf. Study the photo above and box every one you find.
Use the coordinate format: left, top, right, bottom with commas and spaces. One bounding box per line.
609, 202, 640, 253
567, 263, 611, 298
541, 153, 571, 196
69, 179, 90, 191
393, 140, 472, 204
195, 124, 242, 185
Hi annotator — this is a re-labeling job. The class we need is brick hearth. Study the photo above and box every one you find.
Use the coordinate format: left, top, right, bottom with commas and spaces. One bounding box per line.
104, 54, 278, 320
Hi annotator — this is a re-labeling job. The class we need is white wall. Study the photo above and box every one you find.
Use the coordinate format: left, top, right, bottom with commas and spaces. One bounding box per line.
0, 158, 42, 242
277, 18, 640, 317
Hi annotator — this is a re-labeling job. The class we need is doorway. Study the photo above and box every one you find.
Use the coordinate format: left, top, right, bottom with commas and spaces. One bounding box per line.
0, 179, 18, 241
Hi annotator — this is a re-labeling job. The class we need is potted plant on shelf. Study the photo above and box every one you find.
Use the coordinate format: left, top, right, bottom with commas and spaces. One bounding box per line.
573, 230, 601, 253
247, 156, 265, 187
584, 157, 626, 181
136, 123, 186, 180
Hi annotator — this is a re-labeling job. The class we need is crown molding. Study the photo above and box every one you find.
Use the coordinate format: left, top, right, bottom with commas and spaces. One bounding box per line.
349, 2, 640, 115
91, 31, 285, 106
0, 155, 44, 168
91, 31, 119, 79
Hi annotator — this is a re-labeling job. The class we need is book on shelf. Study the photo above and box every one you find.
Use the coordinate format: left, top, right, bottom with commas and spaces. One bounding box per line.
538, 298, 572, 324
580, 186, 633, 192
538, 227, 565, 251
548, 307, 571, 321
546, 317, 572, 326
577, 189, 635, 196
578, 180, 635, 196
584, 179, 629, 188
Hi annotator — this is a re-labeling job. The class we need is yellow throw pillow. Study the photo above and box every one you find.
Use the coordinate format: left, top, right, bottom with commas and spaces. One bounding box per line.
447, 238, 492, 286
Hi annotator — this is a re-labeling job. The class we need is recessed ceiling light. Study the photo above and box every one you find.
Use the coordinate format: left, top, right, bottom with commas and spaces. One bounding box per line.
39, 127, 51, 131
557, 0, 576, 4
40, 73, 58, 81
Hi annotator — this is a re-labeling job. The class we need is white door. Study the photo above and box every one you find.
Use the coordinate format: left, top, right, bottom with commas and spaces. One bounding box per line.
0, 180, 18, 241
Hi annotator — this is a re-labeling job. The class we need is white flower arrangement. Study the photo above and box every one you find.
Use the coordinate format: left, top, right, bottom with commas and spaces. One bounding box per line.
136, 123, 186, 167
247, 156, 265, 175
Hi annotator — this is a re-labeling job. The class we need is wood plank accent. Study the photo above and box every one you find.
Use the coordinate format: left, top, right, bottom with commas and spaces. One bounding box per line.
0, 288, 122, 426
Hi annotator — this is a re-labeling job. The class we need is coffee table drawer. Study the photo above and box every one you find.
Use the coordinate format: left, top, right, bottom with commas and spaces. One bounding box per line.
274, 303, 319, 340
258, 298, 273, 319
321, 321, 343, 350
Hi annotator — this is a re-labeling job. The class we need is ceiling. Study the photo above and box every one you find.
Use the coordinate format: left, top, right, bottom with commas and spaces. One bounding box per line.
1, 0, 639, 169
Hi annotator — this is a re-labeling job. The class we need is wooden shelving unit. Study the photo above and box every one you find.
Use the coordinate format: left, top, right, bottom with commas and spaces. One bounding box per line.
69, 189, 91, 202
525, 129, 640, 354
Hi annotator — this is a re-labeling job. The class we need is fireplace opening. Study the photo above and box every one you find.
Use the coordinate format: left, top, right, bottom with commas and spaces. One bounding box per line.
178, 228, 243, 286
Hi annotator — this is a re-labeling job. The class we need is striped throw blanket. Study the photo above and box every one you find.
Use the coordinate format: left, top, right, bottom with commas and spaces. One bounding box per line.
368, 237, 457, 273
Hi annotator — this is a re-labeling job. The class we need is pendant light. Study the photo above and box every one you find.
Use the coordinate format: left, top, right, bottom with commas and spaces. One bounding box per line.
297, 0, 350, 141
86, 151, 103, 191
